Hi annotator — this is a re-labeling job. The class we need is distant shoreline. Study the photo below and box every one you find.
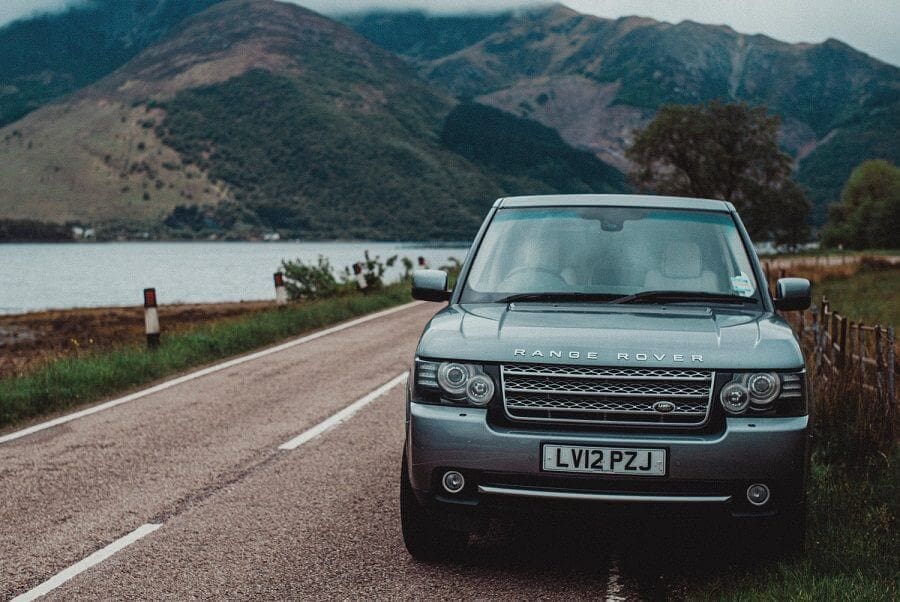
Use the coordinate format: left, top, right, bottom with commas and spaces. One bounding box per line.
0, 239, 473, 246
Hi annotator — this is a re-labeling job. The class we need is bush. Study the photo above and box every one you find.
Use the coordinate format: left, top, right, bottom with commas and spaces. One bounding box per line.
440, 256, 463, 288
281, 255, 344, 300
282, 251, 402, 300
342, 250, 397, 292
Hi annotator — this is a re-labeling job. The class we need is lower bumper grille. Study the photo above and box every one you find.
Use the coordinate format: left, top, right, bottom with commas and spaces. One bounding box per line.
501, 363, 714, 426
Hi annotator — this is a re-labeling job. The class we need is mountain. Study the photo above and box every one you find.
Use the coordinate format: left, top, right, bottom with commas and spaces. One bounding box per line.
0, 0, 221, 128
342, 11, 514, 61
348, 5, 900, 224
0, 0, 627, 240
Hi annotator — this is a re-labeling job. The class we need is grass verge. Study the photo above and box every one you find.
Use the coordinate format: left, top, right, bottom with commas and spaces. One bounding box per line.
688, 450, 898, 601
687, 258, 898, 600
813, 266, 900, 327
0, 285, 410, 430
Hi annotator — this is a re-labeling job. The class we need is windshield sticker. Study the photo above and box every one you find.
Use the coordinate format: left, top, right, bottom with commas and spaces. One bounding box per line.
731, 273, 755, 297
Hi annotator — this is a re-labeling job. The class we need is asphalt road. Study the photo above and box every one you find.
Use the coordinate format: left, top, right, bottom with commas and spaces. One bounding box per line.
2, 301, 739, 600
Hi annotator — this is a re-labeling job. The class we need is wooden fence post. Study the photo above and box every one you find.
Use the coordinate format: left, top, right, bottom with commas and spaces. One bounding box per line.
798, 305, 806, 341
848, 320, 855, 374
838, 316, 848, 370
887, 327, 896, 423
874, 326, 884, 404
816, 298, 827, 374
810, 303, 818, 349
858, 323, 865, 377
830, 311, 839, 376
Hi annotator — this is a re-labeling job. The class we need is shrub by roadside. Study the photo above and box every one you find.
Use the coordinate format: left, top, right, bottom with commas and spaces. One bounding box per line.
280, 251, 398, 300
280, 255, 343, 299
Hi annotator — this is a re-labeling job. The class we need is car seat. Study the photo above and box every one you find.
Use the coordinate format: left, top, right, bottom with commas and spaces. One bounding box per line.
644, 240, 718, 292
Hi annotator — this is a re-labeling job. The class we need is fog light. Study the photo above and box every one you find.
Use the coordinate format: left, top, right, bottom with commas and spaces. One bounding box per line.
746, 483, 770, 506
442, 470, 465, 494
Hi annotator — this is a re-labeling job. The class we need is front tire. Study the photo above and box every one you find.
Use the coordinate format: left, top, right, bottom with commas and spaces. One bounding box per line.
749, 505, 806, 558
400, 450, 468, 561
771, 505, 806, 557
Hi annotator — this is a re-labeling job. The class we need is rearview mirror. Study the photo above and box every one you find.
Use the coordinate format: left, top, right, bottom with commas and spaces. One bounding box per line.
773, 278, 811, 311
412, 269, 451, 302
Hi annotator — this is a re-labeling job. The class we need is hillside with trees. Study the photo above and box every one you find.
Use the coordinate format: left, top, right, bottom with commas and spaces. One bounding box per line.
0, 0, 627, 240
0, 1, 896, 239
0, 0, 220, 127
350, 5, 900, 224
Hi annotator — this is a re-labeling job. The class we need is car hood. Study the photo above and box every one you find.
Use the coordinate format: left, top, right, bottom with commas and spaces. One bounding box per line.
416, 303, 804, 370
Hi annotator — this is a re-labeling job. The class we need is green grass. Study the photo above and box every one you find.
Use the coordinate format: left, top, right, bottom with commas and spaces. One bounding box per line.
813, 267, 900, 327
687, 261, 899, 599
688, 451, 898, 601
767, 249, 900, 259
0, 286, 410, 429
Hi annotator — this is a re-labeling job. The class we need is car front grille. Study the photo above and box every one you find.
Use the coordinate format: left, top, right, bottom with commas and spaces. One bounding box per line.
501, 363, 714, 427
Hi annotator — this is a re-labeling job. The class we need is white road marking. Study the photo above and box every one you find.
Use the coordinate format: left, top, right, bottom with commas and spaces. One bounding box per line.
279, 372, 408, 450
0, 301, 423, 445
605, 558, 627, 602
11, 523, 162, 601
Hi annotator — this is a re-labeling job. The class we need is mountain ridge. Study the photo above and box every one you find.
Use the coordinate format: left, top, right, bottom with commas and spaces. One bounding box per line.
0, 0, 628, 240
0, 0, 222, 127
347, 4, 900, 222
0, 1, 895, 237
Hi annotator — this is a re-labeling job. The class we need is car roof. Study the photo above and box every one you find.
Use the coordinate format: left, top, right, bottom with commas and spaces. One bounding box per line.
496, 194, 733, 212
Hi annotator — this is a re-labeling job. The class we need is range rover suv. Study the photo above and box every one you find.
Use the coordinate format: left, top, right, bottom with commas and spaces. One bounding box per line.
401, 194, 812, 560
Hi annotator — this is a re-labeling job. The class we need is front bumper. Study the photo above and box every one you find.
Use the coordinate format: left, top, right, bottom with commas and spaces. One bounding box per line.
406, 401, 809, 523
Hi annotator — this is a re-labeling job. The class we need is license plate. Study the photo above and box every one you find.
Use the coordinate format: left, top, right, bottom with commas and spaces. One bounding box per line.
542, 445, 666, 476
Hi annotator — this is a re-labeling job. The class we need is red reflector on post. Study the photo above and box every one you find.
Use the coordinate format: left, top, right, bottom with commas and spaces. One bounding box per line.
143, 288, 157, 308
274, 272, 284, 287
353, 262, 362, 275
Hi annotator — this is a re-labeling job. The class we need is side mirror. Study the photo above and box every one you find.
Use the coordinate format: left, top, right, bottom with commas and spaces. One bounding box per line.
412, 269, 451, 302
773, 277, 811, 311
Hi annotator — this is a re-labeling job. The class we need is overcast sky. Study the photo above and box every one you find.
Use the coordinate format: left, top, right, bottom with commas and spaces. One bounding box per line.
1, 0, 897, 66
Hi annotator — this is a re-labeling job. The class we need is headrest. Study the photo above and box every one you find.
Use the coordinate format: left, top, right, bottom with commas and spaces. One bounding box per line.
519, 234, 560, 268
661, 241, 702, 279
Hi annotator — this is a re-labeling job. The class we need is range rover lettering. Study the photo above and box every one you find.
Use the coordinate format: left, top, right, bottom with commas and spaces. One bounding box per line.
401, 194, 811, 560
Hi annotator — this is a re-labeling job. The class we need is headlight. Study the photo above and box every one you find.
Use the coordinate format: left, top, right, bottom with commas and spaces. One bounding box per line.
437, 362, 470, 395
416, 360, 496, 407
719, 372, 804, 416
465, 374, 495, 406
746, 373, 780, 404
720, 381, 750, 414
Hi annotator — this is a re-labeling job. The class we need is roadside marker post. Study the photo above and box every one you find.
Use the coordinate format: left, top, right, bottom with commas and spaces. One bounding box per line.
352, 262, 368, 290
143, 288, 160, 349
274, 272, 288, 307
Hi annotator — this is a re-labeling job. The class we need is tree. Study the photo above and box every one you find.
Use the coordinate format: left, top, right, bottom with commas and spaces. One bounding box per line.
626, 101, 810, 245
821, 160, 900, 250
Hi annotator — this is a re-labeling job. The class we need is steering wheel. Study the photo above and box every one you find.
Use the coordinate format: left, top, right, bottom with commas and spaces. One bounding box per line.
501, 266, 568, 287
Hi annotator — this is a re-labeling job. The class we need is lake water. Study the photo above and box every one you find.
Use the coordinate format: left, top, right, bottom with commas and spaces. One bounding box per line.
0, 242, 470, 314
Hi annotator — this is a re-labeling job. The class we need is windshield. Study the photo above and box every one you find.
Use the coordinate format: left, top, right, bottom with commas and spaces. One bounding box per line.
460, 206, 761, 305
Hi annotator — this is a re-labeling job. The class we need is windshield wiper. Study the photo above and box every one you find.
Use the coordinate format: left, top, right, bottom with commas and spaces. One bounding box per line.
498, 292, 620, 304
609, 290, 753, 305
